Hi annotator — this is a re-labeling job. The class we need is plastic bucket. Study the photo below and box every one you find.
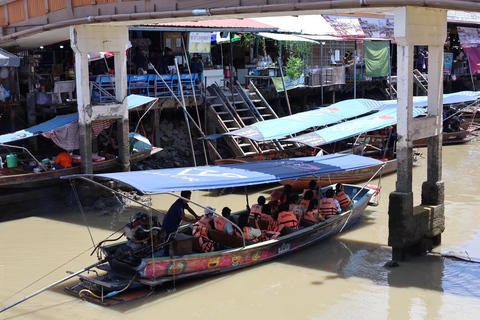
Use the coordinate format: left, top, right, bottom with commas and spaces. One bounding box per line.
6, 154, 17, 168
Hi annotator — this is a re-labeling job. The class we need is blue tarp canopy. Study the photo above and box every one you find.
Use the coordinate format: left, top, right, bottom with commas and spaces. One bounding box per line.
221, 98, 385, 141
202, 91, 479, 142
286, 106, 425, 147
285, 91, 480, 147
0, 95, 157, 144
65, 154, 384, 194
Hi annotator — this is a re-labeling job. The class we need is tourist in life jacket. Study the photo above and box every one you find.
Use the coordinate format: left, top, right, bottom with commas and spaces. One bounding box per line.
301, 191, 325, 223
192, 206, 216, 253
334, 183, 353, 211
235, 213, 262, 242
289, 194, 305, 217
303, 180, 319, 200
196, 206, 215, 229
276, 203, 300, 230
249, 196, 265, 219
320, 189, 342, 219
214, 207, 234, 235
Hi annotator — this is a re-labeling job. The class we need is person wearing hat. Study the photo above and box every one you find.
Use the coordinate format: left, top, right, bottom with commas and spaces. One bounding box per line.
214, 207, 234, 235
163, 191, 201, 255
197, 206, 216, 230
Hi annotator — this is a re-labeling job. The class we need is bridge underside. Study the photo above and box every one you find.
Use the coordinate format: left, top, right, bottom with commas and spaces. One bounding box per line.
1, 0, 480, 50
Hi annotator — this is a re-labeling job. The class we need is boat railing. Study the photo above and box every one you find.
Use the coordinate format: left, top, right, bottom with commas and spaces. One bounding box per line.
0, 144, 49, 171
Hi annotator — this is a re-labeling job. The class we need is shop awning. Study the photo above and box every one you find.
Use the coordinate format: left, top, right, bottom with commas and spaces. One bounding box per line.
258, 33, 319, 43
0, 48, 20, 67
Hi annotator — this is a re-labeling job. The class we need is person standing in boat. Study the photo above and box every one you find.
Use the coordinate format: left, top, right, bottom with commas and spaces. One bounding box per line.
334, 183, 354, 211
163, 191, 201, 255
320, 189, 342, 219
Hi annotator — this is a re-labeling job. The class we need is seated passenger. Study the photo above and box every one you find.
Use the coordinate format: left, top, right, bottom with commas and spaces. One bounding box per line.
334, 183, 354, 211
320, 189, 342, 219
276, 203, 299, 230
258, 203, 274, 221
235, 213, 262, 242
303, 180, 319, 200
214, 207, 235, 235
192, 206, 216, 252
54, 150, 72, 169
249, 196, 266, 219
195, 206, 215, 229
302, 193, 325, 223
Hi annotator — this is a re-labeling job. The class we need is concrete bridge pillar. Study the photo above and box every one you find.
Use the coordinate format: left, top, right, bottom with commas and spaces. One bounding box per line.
388, 7, 446, 261
70, 25, 130, 173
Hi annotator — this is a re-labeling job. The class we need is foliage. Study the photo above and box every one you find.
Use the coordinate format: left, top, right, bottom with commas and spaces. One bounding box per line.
285, 56, 303, 79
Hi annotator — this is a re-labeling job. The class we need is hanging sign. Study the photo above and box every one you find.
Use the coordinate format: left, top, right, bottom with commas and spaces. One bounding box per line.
188, 32, 211, 53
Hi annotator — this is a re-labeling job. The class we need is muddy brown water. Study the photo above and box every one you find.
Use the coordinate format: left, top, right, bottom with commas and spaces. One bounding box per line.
1, 140, 480, 319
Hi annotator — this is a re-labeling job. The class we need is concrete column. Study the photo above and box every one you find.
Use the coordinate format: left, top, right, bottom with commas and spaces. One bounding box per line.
70, 25, 130, 173
389, 7, 446, 261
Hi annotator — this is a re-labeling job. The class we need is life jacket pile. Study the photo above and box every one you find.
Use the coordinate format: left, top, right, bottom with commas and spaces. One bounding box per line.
277, 211, 299, 230
319, 198, 338, 219
334, 190, 352, 211
192, 225, 215, 252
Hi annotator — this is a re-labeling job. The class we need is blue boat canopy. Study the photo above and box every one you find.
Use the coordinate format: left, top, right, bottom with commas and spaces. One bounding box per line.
0, 95, 157, 144
202, 91, 479, 142
221, 98, 385, 141
286, 105, 426, 147
64, 154, 384, 194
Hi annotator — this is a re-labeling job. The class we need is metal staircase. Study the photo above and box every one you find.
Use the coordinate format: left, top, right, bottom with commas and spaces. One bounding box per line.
206, 84, 261, 157
413, 69, 428, 95
385, 77, 397, 99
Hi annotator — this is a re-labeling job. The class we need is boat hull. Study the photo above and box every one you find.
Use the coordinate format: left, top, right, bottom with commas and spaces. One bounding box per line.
280, 160, 396, 190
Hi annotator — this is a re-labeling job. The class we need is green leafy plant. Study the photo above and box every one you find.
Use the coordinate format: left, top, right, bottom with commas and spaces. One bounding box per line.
285, 56, 303, 79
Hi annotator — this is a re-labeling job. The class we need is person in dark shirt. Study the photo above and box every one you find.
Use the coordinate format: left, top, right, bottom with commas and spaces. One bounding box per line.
162, 190, 200, 255
99, 135, 118, 160
162, 47, 175, 73
132, 47, 147, 74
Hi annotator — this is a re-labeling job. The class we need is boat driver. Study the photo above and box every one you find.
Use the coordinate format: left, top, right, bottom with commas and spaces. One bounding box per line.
162, 190, 201, 256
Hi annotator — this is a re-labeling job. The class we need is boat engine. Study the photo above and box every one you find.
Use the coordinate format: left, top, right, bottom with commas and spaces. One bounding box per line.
111, 213, 165, 270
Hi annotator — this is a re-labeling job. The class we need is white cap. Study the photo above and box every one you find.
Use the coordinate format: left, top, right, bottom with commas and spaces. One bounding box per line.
204, 206, 216, 215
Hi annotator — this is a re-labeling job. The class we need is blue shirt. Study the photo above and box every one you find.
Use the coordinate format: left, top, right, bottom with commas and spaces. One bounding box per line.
163, 198, 189, 234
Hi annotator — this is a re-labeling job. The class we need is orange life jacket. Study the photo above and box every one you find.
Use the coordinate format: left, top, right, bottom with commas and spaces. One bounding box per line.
213, 217, 227, 232
334, 190, 351, 210
197, 216, 214, 229
299, 199, 310, 211
192, 225, 215, 252
249, 204, 263, 219
277, 211, 299, 229
320, 198, 338, 219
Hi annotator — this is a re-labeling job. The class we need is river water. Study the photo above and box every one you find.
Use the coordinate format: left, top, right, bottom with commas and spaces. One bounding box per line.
1, 140, 480, 319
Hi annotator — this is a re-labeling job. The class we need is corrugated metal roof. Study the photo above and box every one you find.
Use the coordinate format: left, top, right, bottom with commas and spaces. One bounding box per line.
137, 18, 277, 32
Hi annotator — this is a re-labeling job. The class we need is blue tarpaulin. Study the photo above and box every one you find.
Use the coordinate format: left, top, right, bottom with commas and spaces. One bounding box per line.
65, 154, 384, 194
222, 98, 385, 141
0, 95, 157, 144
